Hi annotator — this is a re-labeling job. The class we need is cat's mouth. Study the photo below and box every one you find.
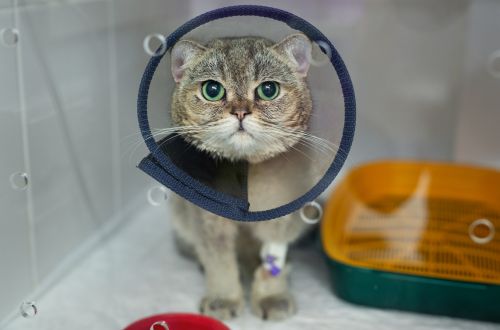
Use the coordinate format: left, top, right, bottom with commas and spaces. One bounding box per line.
231, 119, 254, 137
228, 121, 256, 148
232, 128, 253, 138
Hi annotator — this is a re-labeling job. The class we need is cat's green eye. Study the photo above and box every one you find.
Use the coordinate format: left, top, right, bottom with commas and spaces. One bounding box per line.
201, 80, 225, 101
256, 81, 280, 101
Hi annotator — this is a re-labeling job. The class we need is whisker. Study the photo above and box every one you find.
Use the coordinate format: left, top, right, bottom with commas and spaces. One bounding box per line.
254, 121, 350, 159
122, 125, 208, 164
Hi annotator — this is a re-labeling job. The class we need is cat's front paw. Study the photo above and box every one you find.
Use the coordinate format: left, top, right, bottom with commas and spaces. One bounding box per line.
200, 296, 244, 320
251, 293, 296, 321
251, 265, 296, 320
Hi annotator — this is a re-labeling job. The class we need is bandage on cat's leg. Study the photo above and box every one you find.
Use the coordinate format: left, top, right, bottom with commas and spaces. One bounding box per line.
260, 242, 288, 277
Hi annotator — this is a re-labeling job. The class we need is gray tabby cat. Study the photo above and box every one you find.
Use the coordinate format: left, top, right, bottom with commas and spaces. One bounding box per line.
168, 34, 314, 320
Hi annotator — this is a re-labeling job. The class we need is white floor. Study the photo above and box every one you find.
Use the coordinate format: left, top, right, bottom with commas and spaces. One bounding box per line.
5, 205, 499, 330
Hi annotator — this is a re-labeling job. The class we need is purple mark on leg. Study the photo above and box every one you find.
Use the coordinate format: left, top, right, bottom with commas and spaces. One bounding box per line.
265, 255, 281, 277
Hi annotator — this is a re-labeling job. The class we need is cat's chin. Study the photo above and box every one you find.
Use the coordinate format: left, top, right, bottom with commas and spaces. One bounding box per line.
230, 129, 254, 142
204, 142, 287, 164
189, 127, 295, 163
217, 132, 289, 164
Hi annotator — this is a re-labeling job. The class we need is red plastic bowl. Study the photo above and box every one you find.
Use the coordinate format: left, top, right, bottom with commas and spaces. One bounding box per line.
124, 313, 230, 330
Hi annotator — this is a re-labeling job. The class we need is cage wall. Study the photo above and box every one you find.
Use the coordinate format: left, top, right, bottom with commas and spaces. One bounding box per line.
0, 0, 499, 329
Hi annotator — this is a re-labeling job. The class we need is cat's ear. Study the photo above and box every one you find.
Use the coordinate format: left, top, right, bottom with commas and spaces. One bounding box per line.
171, 40, 206, 83
272, 34, 312, 77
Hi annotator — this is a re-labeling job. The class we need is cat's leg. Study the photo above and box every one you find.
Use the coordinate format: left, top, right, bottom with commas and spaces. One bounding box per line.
249, 214, 308, 320
251, 261, 295, 321
168, 195, 198, 260
196, 211, 244, 320
236, 225, 262, 282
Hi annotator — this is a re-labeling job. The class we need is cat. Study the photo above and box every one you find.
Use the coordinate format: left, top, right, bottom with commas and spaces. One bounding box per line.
167, 33, 314, 321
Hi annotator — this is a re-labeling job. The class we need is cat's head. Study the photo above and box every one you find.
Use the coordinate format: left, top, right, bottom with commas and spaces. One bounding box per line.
170, 34, 313, 163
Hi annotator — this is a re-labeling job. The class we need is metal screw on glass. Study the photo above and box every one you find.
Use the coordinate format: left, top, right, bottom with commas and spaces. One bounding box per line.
300, 201, 323, 224
9, 172, 29, 190
143, 33, 167, 57
469, 218, 495, 244
19, 301, 37, 318
0, 28, 19, 47
147, 185, 168, 206
486, 50, 500, 79
150, 321, 169, 330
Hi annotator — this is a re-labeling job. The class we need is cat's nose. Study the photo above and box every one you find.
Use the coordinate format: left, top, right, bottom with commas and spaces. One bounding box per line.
231, 108, 251, 121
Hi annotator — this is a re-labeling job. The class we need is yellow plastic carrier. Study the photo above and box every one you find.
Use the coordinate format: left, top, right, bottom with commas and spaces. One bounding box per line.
321, 160, 500, 322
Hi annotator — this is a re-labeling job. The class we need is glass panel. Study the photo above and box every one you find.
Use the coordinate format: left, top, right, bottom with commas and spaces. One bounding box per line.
1, 1, 499, 330
0, 2, 33, 323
